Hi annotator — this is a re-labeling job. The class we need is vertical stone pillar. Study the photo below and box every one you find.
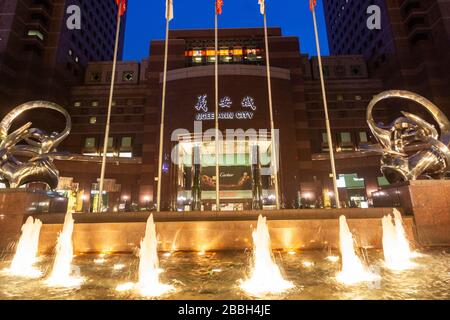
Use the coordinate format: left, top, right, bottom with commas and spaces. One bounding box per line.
191, 145, 202, 211
251, 144, 263, 210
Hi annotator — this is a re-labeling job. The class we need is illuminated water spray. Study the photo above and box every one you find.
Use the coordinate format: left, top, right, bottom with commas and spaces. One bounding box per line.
45, 212, 83, 287
240, 215, 294, 296
382, 208, 415, 270
337, 215, 380, 285
5, 217, 42, 278
116, 214, 173, 297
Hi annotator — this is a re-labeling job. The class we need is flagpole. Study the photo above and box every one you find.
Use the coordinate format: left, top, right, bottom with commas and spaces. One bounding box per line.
263, 7, 280, 210
97, 8, 122, 213
311, 5, 341, 208
214, 8, 220, 211
157, 3, 171, 212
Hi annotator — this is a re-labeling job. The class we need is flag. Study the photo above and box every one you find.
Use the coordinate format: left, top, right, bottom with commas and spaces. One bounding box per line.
115, 0, 126, 16
216, 0, 224, 15
166, 0, 174, 21
258, 0, 265, 15
310, 0, 317, 11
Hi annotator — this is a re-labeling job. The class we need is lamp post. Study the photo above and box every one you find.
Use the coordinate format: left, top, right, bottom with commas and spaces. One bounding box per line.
310, 1, 341, 208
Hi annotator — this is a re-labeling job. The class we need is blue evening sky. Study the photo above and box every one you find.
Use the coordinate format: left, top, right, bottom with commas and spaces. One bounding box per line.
122, 0, 329, 61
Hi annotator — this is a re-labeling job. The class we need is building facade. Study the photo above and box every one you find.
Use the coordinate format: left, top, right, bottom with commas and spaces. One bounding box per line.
323, 0, 450, 113
48, 27, 398, 213
0, 0, 126, 112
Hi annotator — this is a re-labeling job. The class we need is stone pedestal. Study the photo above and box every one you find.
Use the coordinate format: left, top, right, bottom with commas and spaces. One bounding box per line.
373, 180, 450, 246
0, 189, 67, 251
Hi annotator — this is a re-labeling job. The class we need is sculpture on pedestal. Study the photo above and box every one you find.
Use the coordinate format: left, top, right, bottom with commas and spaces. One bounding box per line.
365, 90, 450, 183
0, 101, 71, 189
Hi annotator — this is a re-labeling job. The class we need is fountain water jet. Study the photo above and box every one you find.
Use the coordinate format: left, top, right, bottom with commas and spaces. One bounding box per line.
116, 214, 173, 297
337, 215, 380, 285
382, 209, 415, 270
45, 212, 83, 287
5, 217, 42, 278
240, 215, 294, 297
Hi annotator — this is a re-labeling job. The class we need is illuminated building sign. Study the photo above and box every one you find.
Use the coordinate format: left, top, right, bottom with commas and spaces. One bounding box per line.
194, 94, 256, 121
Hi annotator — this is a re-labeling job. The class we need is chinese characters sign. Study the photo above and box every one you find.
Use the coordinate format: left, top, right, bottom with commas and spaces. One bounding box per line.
194, 94, 257, 121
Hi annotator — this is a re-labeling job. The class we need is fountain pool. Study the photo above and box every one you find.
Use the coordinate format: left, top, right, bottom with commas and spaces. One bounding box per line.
0, 249, 449, 300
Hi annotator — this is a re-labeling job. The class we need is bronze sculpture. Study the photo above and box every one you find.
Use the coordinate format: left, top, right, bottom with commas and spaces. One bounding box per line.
0, 101, 71, 189
366, 90, 450, 183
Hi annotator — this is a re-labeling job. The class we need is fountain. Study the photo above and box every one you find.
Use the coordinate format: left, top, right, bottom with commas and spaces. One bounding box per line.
337, 215, 380, 285
5, 216, 42, 278
240, 215, 294, 297
117, 214, 174, 297
45, 212, 83, 287
382, 209, 415, 270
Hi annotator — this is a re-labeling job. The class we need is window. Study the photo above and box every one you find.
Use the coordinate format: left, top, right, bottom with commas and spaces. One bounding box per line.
27, 30, 44, 41
122, 71, 134, 82
119, 152, 132, 158
91, 101, 99, 107
107, 137, 114, 148
350, 65, 362, 76
340, 132, 352, 143
377, 176, 390, 187
73, 101, 81, 107
321, 132, 329, 152
359, 131, 368, 143
84, 137, 96, 148
121, 137, 132, 148
339, 132, 354, 151
90, 72, 101, 82
89, 117, 97, 124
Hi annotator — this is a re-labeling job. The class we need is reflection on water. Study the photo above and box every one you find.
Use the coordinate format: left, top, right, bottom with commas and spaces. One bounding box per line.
0, 249, 449, 300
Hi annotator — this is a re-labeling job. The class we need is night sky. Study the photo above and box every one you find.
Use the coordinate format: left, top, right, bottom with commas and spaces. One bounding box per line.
122, 0, 330, 61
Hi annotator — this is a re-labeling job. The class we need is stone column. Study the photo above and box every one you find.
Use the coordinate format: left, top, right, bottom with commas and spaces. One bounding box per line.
191, 145, 202, 211
251, 144, 263, 210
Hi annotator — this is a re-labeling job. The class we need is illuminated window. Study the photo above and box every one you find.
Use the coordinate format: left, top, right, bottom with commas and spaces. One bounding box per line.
107, 137, 114, 148
119, 152, 132, 158
89, 117, 97, 124
73, 101, 81, 107
27, 29, 44, 40
192, 50, 204, 56
233, 48, 243, 56
339, 132, 354, 151
121, 137, 132, 148
233, 47, 243, 62
206, 48, 216, 63
321, 133, 329, 152
84, 137, 96, 148
359, 131, 368, 143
